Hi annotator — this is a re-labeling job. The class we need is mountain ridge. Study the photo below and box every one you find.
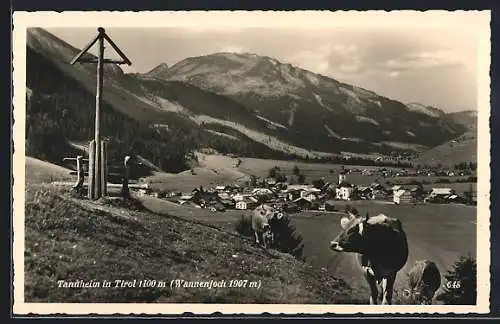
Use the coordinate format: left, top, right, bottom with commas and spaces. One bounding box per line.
26, 28, 470, 169
144, 52, 467, 153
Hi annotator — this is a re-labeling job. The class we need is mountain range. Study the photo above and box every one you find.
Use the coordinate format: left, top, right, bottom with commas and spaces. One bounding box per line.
25, 28, 475, 172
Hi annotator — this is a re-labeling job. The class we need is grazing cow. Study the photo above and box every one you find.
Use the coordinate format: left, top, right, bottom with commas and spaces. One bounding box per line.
407, 260, 441, 305
251, 204, 284, 248
329, 208, 409, 305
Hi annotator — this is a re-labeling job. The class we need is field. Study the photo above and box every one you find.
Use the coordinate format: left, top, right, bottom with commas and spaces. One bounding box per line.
25, 157, 74, 185
23, 156, 478, 304
145, 167, 251, 193
196, 153, 476, 188
139, 195, 477, 302
291, 202, 476, 299
414, 131, 477, 168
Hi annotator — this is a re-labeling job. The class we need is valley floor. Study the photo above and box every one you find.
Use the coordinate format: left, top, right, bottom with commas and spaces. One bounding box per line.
21, 157, 477, 305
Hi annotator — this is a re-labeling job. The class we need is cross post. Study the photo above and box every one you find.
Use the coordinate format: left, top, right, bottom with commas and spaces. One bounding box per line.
69, 27, 132, 200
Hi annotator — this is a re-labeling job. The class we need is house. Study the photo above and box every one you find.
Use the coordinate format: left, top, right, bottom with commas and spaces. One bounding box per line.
325, 200, 337, 211
232, 193, 245, 202
286, 184, 310, 192
235, 197, 258, 210
168, 191, 181, 198
338, 173, 347, 185
372, 189, 389, 200
215, 185, 227, 191
265, 178, 277, 186
287, 190, 302, 201
391, 185, 402, 192
370, 182, 387, 192
218, 192, 231, 200
178, 200, 201, 208
430, 188, 455, 196
300, 189, 320, 201
293, 197, 312, 210
251, 188, 273, 196
336, 182, 354, 201
357, 186, 373, 200
235, 201, 248, 210
393, 189, 414, 204
220, 199, 235, 209
424, 188, 456, 203
180, 194, 193, 201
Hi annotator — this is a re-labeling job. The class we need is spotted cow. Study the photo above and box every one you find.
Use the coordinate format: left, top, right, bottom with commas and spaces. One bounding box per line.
330, 208, 409, 305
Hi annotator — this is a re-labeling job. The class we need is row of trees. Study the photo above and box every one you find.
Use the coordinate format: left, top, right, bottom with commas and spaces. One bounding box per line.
415, 162, 477, 171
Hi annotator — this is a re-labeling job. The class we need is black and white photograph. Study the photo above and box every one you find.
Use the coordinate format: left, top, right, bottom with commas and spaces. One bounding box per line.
12, 10, 491, 314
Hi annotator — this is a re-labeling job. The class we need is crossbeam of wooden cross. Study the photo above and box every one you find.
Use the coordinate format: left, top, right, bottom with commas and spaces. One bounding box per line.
69, 27, 132, 66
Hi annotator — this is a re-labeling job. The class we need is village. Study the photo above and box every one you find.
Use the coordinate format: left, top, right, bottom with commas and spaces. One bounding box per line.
134, 166, 477, 214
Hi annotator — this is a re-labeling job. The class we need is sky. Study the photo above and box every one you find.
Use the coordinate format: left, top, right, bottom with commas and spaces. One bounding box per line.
44, 11, 488, 113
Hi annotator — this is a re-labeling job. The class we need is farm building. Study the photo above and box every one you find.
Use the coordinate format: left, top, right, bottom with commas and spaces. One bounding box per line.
336, 182, 354, 201
217, 192, 231, 200
235, 197, 259, 210
235, 201, 248, 210
287, 190, 302, 201
393, 189, 414, 204
251, 188, 273, 196
232, 193, 245, 202
293, 197, 313, 210
300, 188, 321, 201
372, 189, 389, 200
286, 184, 310, 192
424, 187, 456, 203
265, 178, 277, 186
430, 188, 455, 196
357, 186, 373, 200
370, 182, 388, 192
338, 172, 347, 185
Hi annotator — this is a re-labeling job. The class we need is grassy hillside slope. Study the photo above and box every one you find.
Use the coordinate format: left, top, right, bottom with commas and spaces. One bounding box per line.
413, 131, 477, 167
24, 183, 362, 304
25, 157, 74, 185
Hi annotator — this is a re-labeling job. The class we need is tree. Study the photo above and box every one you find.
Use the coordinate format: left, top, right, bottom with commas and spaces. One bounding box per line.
268, 166, 280, 179
312, 178, 326, 190
249, 175, 257, 187
436, 254, 477, 305
298, 174, 306, 185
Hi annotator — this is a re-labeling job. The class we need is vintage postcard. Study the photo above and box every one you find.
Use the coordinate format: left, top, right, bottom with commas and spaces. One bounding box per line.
12, 10, 491, 315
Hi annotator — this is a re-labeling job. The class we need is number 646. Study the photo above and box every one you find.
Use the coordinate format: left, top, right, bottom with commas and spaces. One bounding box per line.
445, 281, 461, 289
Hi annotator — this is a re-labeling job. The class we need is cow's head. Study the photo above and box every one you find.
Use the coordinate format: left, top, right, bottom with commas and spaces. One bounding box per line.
260, 204, 284, 230
330, 208, 370, 253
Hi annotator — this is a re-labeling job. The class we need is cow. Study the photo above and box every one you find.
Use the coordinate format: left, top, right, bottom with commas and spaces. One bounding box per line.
329, 207, 409, 305
407, 260, 441, 305
251, 204, 284, 248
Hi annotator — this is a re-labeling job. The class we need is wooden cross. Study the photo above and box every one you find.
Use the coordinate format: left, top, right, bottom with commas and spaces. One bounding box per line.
69, 27, 132, 200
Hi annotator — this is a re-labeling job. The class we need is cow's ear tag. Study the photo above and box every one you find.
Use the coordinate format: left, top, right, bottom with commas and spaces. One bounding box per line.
340, 217, 350, 229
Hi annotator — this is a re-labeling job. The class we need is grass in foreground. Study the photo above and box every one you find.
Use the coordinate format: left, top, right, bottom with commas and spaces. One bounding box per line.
24, 184, 363, 304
